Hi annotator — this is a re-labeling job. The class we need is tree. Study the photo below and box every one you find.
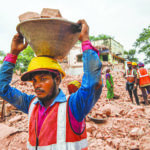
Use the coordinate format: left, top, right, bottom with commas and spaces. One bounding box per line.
0, 50, 6, 57
124, 49, 138, 62
134, 25, 150, 64
90, 34, 114, 41
15, 46, 35, 73
77, 34, 113, 43
0, 50, 6, 64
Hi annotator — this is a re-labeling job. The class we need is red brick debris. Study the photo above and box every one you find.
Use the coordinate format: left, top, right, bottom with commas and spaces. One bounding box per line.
0, 69, 150, 150
19, 8, 63, 22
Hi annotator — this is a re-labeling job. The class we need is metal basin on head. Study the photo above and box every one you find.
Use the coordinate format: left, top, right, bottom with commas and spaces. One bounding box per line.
16, 18, 81, 59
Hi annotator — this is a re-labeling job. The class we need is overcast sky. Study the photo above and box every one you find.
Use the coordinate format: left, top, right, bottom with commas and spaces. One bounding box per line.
0, 0, 150, 61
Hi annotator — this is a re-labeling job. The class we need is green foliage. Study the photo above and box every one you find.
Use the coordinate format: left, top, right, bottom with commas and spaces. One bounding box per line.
0, 50, 6, 64
124, 49, 138, 62
0, 50, 6, 57
90, 34, 113, 41
76, 34, 113, 43
15, 46, 35, 73
134, 25, 150, 64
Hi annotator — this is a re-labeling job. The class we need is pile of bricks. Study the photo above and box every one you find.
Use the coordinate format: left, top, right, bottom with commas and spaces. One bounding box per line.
19, 8, 63, 22
0, 68, 150, 149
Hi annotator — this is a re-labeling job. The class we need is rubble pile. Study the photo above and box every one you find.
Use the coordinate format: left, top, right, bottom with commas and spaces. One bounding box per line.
87, 70, 150, 149
0, 70, 150, 150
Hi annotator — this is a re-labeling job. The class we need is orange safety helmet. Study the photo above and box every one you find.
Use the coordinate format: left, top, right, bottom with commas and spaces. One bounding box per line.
127, 61, 132, 65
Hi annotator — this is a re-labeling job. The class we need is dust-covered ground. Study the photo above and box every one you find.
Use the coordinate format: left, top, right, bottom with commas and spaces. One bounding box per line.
0, 70, 150, 150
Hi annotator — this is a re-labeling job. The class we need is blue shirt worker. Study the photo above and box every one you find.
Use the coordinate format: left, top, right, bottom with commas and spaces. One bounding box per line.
0, 19, 103, 150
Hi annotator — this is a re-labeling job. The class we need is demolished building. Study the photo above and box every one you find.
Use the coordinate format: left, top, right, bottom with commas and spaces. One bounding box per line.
66, 38, 126, 75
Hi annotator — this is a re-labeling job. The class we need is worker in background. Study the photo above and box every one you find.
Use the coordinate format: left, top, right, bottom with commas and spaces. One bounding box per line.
132, 62, 144, 97
132, 62, 138, 71
0, 20, 103, 150
67, 80, 81, 94
106, 68, 114, 100
137, 62, 150, 105
125, 62, 140, 105
106, 68, 119, 100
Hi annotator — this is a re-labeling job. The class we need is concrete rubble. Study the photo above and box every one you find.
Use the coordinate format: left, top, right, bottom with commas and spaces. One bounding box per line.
0, 65, 150, 150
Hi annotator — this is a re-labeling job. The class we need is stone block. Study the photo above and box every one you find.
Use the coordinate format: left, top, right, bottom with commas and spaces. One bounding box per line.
41, 8, 62, 18
0, 123, 17, 139
19, 12, 40, 22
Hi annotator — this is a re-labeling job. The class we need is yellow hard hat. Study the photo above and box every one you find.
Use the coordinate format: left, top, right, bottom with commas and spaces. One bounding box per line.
68, 80, 81, 88
68, 80, 81, 94
132, 62, 137, 66
21, 57, 65, 81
